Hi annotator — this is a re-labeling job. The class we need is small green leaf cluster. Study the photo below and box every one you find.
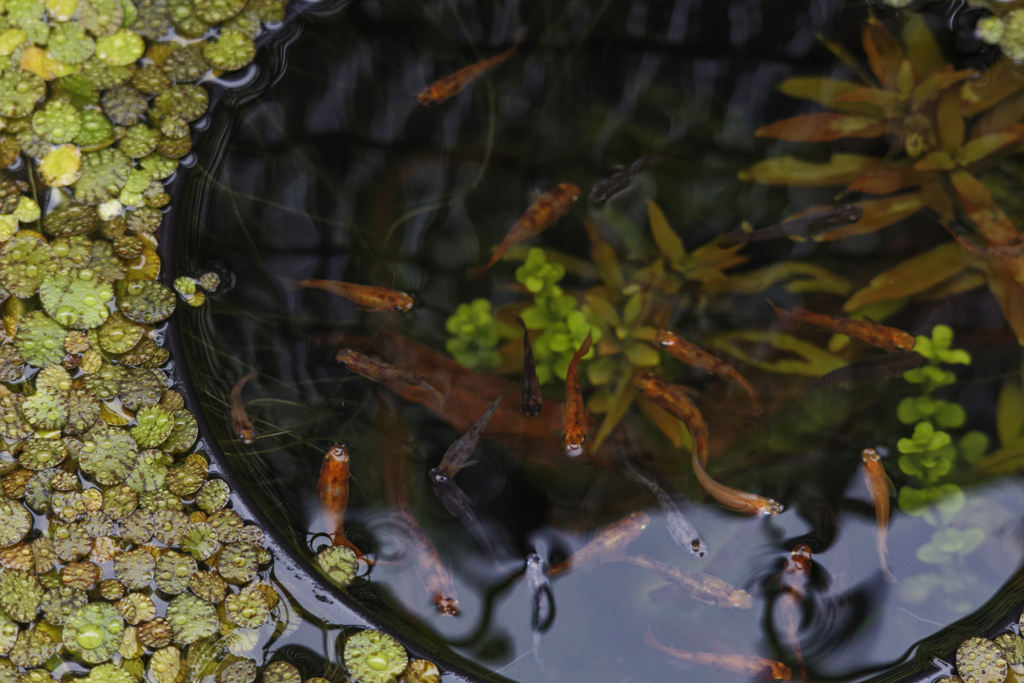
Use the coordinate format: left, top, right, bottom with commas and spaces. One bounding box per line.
444, 298, 500, 370
897, 325, 989, 534
515, 248, 601, 384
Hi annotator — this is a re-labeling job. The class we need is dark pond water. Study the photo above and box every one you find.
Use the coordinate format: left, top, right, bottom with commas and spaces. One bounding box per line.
171, 0, 1024, 681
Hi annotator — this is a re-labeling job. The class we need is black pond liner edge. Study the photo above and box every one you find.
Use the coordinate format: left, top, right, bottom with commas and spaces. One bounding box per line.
150, 1, 1024, 680
155, 1, 510, 681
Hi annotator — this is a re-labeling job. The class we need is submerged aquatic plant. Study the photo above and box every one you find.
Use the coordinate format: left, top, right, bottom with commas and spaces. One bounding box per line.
741, 11, 1024, 343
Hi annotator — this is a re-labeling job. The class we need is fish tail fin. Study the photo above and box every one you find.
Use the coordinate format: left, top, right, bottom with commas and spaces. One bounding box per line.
468, 251, 502, 280
574, 331, 593, 359
533, 632, 544, 670
882, 566, 897, 583
277, 275, 305, 291
643, 627, 664, 653
513, 312, 527, 330
749, 391, 764, 415
766, 299, 790, 319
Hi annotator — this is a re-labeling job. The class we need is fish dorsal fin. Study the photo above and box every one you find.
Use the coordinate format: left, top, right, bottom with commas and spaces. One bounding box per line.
885, 471, 897, 498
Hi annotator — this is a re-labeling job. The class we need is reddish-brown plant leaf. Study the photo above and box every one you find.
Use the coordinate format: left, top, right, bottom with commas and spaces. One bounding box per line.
974, 91, 1024, 138
955, 132, 1019, 166
921, 180, 956, 221
936, 88, 964, 153
863, 13, 905, 90
846, 166, 930, 194
755, 113, 886, 142
833, 86, 901, 115
961, 58, 1024, 118
911, 69, 977, 108
775, 77, 881, 115
986, 262, 1024, 344
913, 151, 955, 171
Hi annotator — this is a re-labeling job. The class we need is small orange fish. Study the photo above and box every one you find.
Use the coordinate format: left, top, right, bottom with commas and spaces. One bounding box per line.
399, 501, 459, 616
417, 45, 516, 107
633, 372, 710, 466
230, 368, 258, 444
633, 373, 783, 516
288, 279, 414, 313
776, 545, 812, 675
862, 448, 896, 583
315, 445, 357, 551
644, 629, 792, 681
548, 511, 650, 577
615, 554, 751, 609
769, 301, 915, 352
656, 330, 763, 414
562, 331, 593, 457
469, 183, 581, 279
336, 349, 445, 410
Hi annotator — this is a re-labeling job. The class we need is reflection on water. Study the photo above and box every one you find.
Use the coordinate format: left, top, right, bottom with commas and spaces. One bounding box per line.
175, 0, 1024, 681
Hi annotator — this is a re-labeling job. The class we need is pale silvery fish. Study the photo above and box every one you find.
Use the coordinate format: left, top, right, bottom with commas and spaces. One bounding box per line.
525, 552, 553, 670
624, 460, 707, 558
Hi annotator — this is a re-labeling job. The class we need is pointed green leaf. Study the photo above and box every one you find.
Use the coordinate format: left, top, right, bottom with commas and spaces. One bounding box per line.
646, 199, 685, 268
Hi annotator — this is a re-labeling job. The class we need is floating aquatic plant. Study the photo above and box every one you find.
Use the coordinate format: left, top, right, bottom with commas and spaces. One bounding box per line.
344, 630, 409, 683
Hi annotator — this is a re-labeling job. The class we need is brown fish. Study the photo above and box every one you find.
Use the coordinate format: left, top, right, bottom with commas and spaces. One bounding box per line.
632, 372, 710, 466
769, 301, 916, 352
548, 511, 650, 577
633, 373, 784, 516
316, 445, 353, 549
514, 314, 542, 416
589, 152, 678, 205
562, 331, 593, 457
468, 183, 581, 279
656, 330, 763, 414
230, 368, 258, 445
776, 544, 812, 675
436, 384, 515, 476
287, 279, 415, 313
336, 349, 446, 410
399, 501, 459, 616
615, 554, 751, 609
417, 45, 516, 107
862, 448, 896, 583
644, 629, 792, 681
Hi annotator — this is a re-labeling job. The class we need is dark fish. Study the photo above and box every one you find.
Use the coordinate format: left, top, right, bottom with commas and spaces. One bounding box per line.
589, 153, 676, 204
622, 459, 706, 558
230, 368, 258, 444
656, 330, 762, 414
427, 468, 500, 565
525, 553, 553, 670
436, 385, 515, 476
721, 204, 863, 246
806, 351, 924, 393
514, 314, 542, 416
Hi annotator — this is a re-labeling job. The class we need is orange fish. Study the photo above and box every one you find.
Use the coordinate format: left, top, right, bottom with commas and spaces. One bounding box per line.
417, 45, 516, 107
615, 554, 751, 609
469, 183, 581, 279
287, 279, 414, 313
644, 629, 792, 681
562, 331, 593, 457
862, 448, 896, 583
230, 368, 258, 445
548, 511, 650, 577
336, 349, 446, 410
633, 373, 783, 516
776, 544, 812, 675
769, 301, 915, 352
633, 372, 710, 466
655, 330, 762, 414
399, 501, 459, 616
315, 445, 357, 551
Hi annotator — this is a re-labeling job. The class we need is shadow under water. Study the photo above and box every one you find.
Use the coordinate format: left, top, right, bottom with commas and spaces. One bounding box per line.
171, 0, 1024, 681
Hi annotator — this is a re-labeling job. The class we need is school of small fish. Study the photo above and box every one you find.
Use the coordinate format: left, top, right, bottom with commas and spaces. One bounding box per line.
221, 43, 926, 680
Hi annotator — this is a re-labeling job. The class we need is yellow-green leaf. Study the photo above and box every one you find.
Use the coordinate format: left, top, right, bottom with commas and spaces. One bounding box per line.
646, 199, 685, 268
986, 262, 1024, 345
916, 269, 986, 301
622, 341, 661, 368
710, 330, 847, 377
903, 12, 947, 82
961, 58, 1024, 118
844, 241, 965, 311
592, 373, 637, 452
863, 12, 905, 90
910, 69, 977, 106
936, 87, 964, 154
720, 261, 852, 296
997, 378, 1024, 447
637, 396, 690, 450
912, 151, 955, 171
585, 218, 624, 291
738, 154, 881, 187
954, 132, 1019, 166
